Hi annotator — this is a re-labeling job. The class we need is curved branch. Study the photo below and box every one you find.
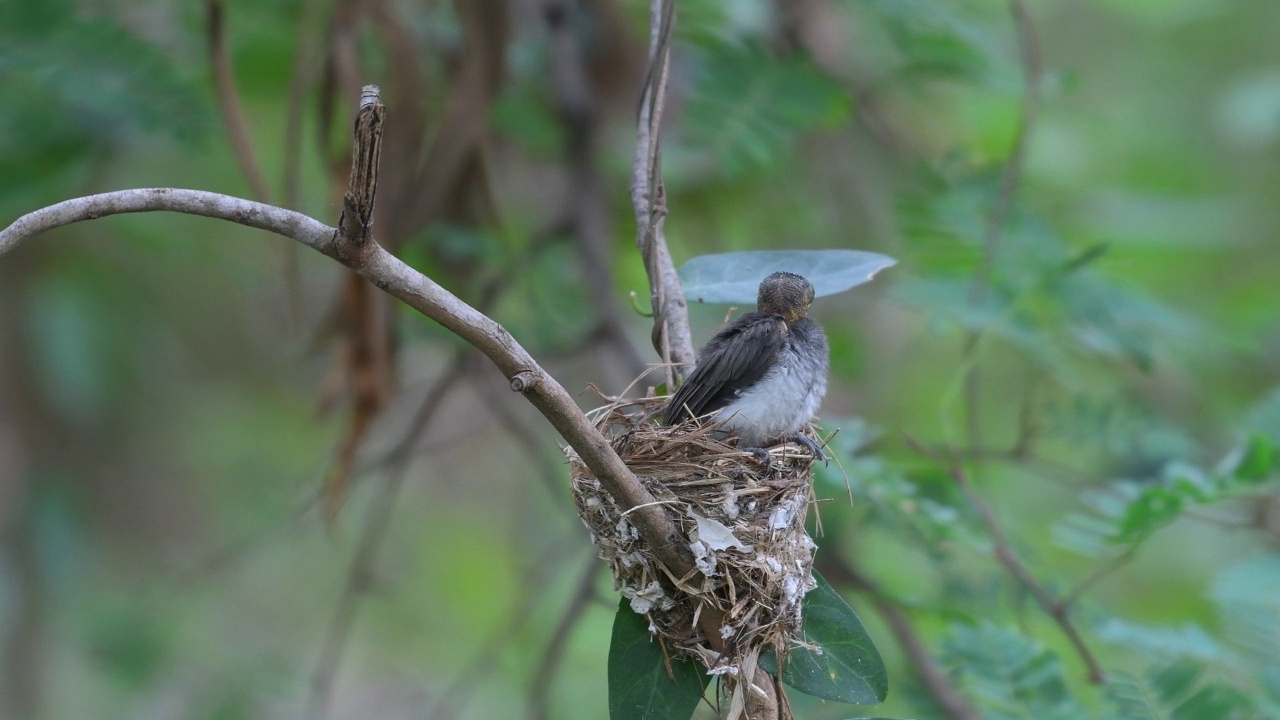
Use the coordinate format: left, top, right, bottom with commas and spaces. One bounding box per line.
631, 0, 694, 385
0, 189, 333, 257
0, 187, 693, 583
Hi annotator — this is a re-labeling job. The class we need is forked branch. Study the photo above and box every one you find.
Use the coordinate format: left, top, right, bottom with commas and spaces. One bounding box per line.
0, 86, 697, 604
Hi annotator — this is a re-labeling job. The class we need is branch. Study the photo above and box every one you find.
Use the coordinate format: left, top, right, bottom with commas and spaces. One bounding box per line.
970, 0, 1043, 306
0, 81, 726, 716
0, 189, 333, 257
204, 0, 273, 203
631, 0, 694, 387
906, 437, 1106, 684
334, 85, 385, 255
962, 0, 1043, 452
527, 555, 600, 720
546, 0, 647, 388
0, 126, 693, 630
819, 555, 981, 720
308, 348, 471, 719
282, 0, 329, 211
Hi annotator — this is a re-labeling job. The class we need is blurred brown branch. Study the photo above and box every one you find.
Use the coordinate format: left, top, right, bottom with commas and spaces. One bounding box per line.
0, 83, 704, 707
906, 436, 1107, 685
819, 554, 982, 720
308, 347, 473, 719
204, 0, 302, 326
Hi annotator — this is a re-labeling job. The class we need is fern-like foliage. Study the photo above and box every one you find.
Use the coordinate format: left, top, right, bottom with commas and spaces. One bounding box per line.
1054, 435, 1276, 557
1103, 662, 1258, 720
0, 0, 212, 207
940, 623, 1082, 720
681, 42, 851, 178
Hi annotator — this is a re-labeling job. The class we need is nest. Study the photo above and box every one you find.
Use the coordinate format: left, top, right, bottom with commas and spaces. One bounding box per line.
568, 395, 820, 706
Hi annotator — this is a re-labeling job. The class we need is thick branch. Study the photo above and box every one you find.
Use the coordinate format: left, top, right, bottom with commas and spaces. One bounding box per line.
0, 186, 693, 584
0, 190, 332, 257
628, 3, 782, 714
335, 85, 385, 255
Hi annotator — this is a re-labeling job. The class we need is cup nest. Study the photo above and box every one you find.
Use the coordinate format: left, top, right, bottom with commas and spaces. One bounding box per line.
567, 395, 820, 683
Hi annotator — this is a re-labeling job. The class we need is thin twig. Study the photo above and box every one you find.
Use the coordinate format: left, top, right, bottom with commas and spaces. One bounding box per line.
907, 437, 1106, 684
629, 5, 782, 715
819, 555, 981, 720
970, 0, 1042, 306
527, 555, 600, 720
204, 0, 273, 203
282, 0, 330, 210
1059, 545, 1137, 609
425, 539, 587, 719
545, 0, 647, 388
205, 0, 303, 327
307, 350, 470, 718
961, 0, 1044, 452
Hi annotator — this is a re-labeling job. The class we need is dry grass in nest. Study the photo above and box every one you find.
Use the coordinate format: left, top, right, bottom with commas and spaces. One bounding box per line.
568, 394, 821, 691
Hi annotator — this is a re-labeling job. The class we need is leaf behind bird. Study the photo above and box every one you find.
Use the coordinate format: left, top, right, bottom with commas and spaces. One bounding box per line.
678, 250, 897, 304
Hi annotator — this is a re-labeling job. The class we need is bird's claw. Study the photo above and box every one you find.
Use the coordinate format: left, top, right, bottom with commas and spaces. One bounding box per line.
785, 434, 828, 466
746, 447, 774, 468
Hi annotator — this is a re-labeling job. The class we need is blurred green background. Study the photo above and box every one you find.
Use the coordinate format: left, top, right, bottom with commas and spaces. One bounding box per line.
2, 0, 1280, 718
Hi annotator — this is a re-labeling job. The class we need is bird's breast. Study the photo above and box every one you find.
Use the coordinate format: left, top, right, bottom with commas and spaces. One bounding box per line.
713, 341, 828, 447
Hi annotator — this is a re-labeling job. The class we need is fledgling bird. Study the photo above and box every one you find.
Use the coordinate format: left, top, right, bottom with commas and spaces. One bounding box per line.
664, 271, 829, 460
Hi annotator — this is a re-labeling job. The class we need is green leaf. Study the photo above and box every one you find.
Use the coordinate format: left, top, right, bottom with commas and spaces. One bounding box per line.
1149, 659, 1201, 705
760, 570, 888, 705
679, 250, 897, 305
607, 599, 710, 720
1231, 435, 1276, 481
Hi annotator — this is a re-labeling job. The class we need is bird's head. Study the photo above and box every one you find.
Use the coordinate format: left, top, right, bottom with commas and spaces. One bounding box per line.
757, 271, 815, 324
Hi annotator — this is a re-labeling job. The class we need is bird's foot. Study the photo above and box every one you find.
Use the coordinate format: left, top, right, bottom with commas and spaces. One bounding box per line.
785, 434, 828, 466
745, 446, 774, 468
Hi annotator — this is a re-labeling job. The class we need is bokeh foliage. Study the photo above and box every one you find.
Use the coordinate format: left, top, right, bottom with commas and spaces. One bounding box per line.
2, 0, 1280, 719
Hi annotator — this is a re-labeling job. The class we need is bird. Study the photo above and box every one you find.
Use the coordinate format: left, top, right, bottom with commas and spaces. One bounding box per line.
664, 271, 829, 461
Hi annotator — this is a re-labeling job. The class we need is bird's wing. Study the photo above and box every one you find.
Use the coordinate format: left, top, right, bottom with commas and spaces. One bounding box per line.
664, 313, 788, 424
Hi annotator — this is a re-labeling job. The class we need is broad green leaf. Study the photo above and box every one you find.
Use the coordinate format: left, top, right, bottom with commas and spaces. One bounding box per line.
608, 599, 710, 720
679, 250, 897, 305
760, 570, 887, 705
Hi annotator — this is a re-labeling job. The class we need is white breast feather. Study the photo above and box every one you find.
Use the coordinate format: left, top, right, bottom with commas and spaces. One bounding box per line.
712, 345, 827, 447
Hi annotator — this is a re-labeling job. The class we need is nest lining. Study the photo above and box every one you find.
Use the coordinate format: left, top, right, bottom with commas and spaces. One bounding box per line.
568, 395, 820, 683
